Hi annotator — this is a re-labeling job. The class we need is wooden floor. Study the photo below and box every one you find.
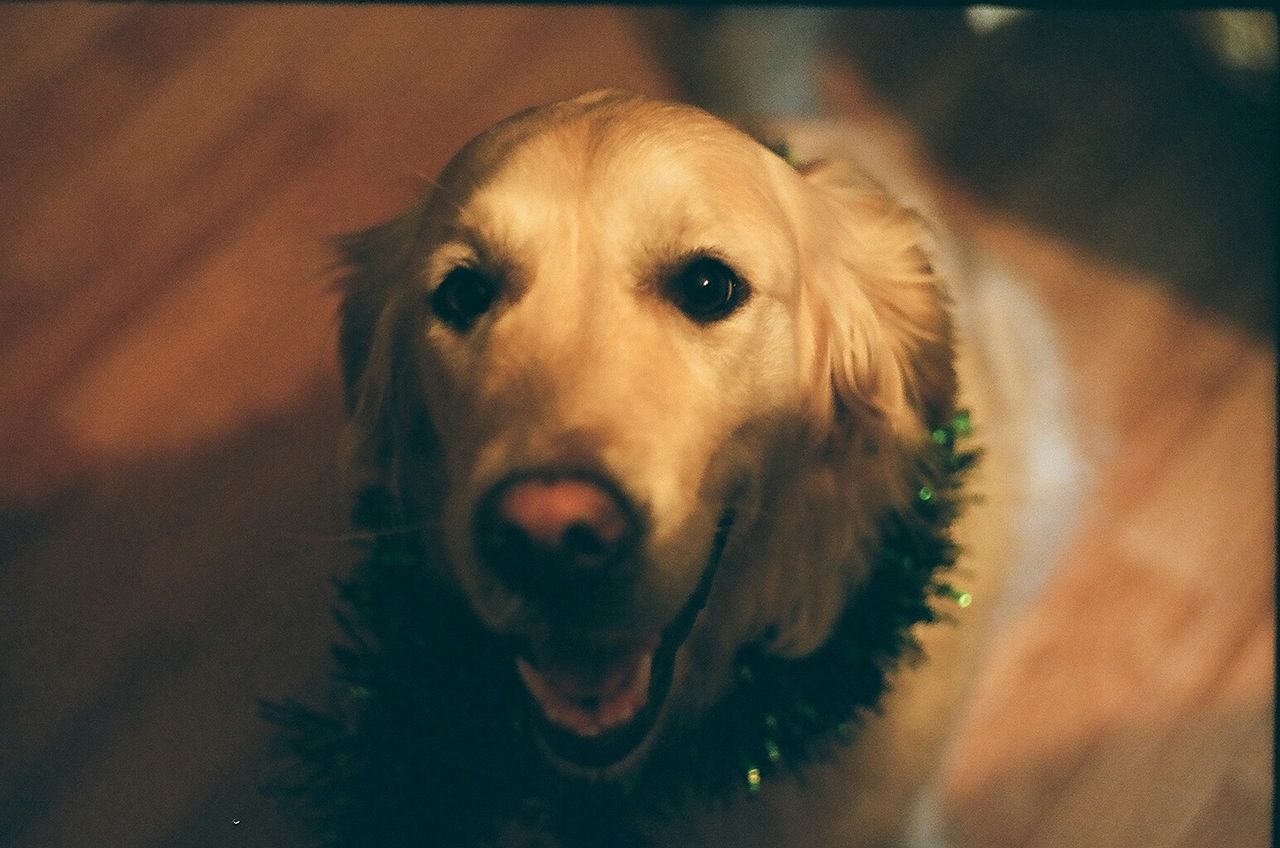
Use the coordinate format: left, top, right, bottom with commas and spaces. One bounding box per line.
0, 7, 1272, 848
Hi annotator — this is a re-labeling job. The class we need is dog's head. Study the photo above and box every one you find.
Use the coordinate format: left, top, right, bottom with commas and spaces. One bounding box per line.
337, 90, 955, 776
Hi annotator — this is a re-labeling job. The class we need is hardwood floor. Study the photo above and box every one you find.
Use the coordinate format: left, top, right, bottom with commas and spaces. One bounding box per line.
0, 8, 679, 847
0, 7, 1271, 848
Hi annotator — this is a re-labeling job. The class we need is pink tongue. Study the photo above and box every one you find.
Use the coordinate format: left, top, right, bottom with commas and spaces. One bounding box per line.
537, 647, 646, 697
518, 637, 659, 737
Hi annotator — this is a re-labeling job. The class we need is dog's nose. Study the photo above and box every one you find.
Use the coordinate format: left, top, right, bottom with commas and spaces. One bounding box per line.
474, 475, 639, 599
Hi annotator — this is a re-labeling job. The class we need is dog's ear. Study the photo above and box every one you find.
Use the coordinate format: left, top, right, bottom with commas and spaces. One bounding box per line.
797, 159, 957, 452
334, 199, 431, 482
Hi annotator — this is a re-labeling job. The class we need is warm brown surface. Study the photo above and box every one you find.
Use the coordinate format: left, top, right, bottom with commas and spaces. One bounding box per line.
0, 7, 1272, 848
0, 7, 679, 847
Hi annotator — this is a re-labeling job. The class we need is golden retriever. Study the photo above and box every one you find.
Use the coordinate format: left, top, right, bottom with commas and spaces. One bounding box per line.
333, 89, 1065, 847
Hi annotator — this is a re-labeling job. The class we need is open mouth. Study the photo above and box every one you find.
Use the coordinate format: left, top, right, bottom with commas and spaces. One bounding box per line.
514, 508, 736, 770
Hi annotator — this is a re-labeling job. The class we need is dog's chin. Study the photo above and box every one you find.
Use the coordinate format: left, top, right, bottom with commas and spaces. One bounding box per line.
512, 508, 737, 779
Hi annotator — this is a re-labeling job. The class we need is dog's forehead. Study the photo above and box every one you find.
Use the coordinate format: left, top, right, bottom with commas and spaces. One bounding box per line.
441, 100, 796, 274
453, 94, 759, 190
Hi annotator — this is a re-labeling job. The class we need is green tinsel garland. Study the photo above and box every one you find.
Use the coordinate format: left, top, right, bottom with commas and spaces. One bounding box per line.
261, 411, 979, 848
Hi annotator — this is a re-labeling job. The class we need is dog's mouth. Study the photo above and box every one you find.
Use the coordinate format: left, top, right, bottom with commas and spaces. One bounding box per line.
513, 508, 736, 771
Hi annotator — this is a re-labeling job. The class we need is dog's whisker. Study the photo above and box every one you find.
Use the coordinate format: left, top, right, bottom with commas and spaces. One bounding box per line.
283, 520, 437, 545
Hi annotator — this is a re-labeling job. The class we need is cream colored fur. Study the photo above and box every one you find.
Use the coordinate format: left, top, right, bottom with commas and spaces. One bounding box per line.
338, 90, 1075, 847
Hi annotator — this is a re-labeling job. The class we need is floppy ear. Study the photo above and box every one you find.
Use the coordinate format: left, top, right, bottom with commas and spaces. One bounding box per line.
798, 158, 957, 453
334, 199, 433, 484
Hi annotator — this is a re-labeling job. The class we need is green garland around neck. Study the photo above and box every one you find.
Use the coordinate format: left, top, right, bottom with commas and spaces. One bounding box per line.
262, 411, 980, 848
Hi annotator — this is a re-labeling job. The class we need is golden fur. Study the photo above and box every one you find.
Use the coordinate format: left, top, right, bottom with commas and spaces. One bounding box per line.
337, 90, 1030, 847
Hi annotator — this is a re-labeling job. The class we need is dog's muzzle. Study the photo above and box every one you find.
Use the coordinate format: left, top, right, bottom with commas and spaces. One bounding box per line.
472, 471, 735, 769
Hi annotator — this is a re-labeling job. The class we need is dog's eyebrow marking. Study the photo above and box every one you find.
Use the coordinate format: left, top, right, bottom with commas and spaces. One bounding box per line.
426, 228, 531, 308
649, 246, 745, 282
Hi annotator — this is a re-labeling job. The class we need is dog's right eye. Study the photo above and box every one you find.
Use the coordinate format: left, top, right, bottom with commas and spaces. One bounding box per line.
431, 267, 496, 332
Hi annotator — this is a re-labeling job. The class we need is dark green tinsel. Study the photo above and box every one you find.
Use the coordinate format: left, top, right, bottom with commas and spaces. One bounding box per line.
261, 411, 979, 848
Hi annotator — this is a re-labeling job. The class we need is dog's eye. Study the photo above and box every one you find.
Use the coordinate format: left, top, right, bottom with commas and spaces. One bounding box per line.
669, 258, 747, 323
431, 267, 496, 331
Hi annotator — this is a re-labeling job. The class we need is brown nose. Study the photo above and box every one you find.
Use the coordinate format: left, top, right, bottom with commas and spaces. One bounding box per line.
473, 474, 639, 602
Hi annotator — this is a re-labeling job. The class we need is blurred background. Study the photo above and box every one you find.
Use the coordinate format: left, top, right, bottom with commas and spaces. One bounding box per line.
0, 7, 1273, 848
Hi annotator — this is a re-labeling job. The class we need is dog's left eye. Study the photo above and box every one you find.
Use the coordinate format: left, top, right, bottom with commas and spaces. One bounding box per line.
431, 267, 497, 332
668, 258, 748, 323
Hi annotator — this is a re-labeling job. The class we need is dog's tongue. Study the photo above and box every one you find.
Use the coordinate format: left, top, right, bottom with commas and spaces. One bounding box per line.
517, 637, 658, 737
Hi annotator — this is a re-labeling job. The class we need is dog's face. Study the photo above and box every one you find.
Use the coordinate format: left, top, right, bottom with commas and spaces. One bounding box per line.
339, 91, 955, 776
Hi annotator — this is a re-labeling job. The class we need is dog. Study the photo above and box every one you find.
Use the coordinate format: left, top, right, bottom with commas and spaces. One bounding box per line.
331, 89, 1070, 848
